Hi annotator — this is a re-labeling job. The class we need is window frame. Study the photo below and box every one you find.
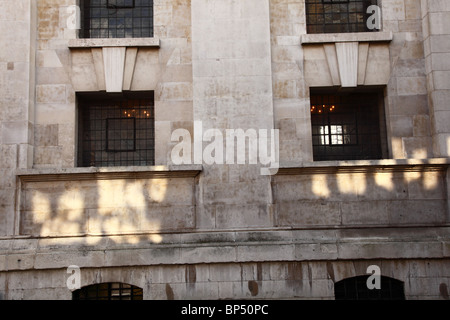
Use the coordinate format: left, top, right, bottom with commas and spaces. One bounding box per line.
310, 89, 388, 162
72, 282, 144, 300
79, 0, 154, 39
305, 0, 380, 34
76, 91, 155, 168
335, 275, 406, 300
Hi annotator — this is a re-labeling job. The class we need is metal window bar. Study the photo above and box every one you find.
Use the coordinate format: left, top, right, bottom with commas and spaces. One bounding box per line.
73, 283, 144, 300
310, 93, 383, 161
305, 0, 379, 34
80, 0, 153, 38
78, 95, 155, 167
335, 275, 406, 300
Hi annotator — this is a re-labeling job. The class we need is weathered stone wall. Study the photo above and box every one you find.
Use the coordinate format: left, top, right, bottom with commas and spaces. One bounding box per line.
1, 259, 449, 300
421, 0, 450, 158
385, 0, 433, 159
274, 161, 449, 228
15, 160, 449, 238
191, 0, 275, 230
271, 0, 433, 161
19, 175, 197, 237
270, 0, 311, 163
0, 0, 37, 237
0, 0, 449, 300
34, 0, 193, 168
11, 0, 447, 234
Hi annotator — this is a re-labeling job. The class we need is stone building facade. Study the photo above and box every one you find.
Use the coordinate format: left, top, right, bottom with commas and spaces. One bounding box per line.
0, 0, 449, 300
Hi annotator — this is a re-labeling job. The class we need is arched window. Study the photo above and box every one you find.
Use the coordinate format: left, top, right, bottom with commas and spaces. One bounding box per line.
335, 275, 405, 300
73, 283, 143, 300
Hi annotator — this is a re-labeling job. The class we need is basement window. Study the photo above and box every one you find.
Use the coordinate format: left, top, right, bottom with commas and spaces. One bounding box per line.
335, 275, 405, 300
73, 283, 143, 300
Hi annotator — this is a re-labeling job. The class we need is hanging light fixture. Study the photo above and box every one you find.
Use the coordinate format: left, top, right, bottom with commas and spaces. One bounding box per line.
310, 104, 337, 113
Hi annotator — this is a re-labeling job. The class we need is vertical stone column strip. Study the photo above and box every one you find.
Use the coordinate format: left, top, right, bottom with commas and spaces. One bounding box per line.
191, 0, 275, 229
421, 0, 450, 157
25, 0, 37, 170
447, 167, 450, 221
0, 0, 36, 236
102, 47, 127, 93
335, 42, 359, 88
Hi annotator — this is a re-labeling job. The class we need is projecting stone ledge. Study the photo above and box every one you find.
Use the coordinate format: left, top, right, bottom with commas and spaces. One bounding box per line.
276, 158, 450, 175
300, 32, 393, 44
68, 37, 160, 48
16, 164, 203, 182
302, 32, 393, 88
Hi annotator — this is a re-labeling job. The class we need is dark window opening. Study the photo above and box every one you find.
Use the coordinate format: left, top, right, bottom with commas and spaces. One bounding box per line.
80, 0, 153, 38
310, 91, 387, 161
306, 0, 379, 34
106, 118, 136, 152
77, 92, 155, 167
335, 275, 405, 300
108, 0, 135, 9
73, 283, 143, 300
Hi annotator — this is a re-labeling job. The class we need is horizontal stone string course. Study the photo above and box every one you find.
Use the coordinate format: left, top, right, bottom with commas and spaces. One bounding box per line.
17, 165, 203, 182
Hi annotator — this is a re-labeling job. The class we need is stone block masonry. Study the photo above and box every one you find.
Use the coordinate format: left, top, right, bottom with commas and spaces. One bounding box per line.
0, 0, 449, 300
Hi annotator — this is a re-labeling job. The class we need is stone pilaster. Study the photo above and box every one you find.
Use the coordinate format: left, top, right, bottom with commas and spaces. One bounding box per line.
0, 0, 36, 236
422, 0, 450, 157
191, 0, 276, 229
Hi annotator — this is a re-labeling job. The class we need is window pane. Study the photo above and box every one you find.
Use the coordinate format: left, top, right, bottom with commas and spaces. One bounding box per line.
305, 0, 379, 34
77, 92, 155, 167
310, 92, 385, 161
73, 283, 144, 300
80, 0, 153, 38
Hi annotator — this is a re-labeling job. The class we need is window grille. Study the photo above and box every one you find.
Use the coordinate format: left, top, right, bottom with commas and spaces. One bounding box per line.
80, 0, 153, 38
77, 92, 155, 167
306, 0, 379, 34
335, 275, 405, 300
310, 92, 384, 161
73, 283, 144, 300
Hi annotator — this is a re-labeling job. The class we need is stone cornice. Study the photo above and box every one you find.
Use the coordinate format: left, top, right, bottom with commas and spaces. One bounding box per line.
276, 158, 450, 175
300, 32, 393, 45
68, 37, 161, 48
17, 165, 203, 182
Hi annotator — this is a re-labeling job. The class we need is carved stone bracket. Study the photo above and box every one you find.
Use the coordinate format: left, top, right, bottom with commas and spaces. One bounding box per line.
301, 32, 393, 88
68, 38, 160, 92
